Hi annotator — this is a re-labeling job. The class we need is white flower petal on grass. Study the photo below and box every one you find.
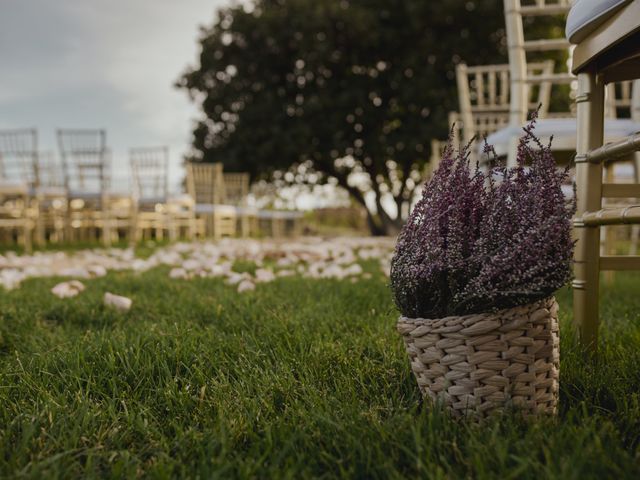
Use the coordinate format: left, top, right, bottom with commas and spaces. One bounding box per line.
344, 264, 363, 276
87, 265, 107, 277
169, 267, 189, 279
276, 269, 294, 277
51, 280, 86, 298
226, 272, 249, 286
59, 267, 91, 279
104, 292, 132, 312
0, 269, 26, 290
237, 279, 255, 293
182, 259, 201, 271
321, 264, 345, 279
255, 268, 276, 283
208, 264, 226, 276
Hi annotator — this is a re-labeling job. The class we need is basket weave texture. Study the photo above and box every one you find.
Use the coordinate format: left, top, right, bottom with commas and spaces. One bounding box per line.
397, 297, 559, 418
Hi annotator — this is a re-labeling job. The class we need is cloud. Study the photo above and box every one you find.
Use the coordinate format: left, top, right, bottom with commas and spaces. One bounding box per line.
0, 0, 226, 192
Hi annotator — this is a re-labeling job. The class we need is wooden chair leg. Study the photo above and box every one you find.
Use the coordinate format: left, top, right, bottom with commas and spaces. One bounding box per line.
34, 200, 46, 246
168, 214, 178, 242
602, 163, 616, 284
23, 221, 32, 253
573, 72, 605, 353
631, 153, 640, 255
102, 203, 112, 247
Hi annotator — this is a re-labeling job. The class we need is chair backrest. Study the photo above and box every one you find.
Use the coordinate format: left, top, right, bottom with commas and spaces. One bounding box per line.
504, 0, 574, 125
605, 80, 640, 119
57, 128, 110, 194
223, 172, 250, 206
0, 128, 38, 187
186, 162, 225, 205
506, 0, 639, 138
36, 151, 65, 189
455, 60, 554, 143
130, 146, 169, 203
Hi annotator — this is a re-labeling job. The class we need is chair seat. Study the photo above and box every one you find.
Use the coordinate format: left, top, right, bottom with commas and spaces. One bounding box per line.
137, 196, 167, 207
257, 210, 303, 220
235, 206, 259, 216
0, 180, 29, 194
484, 118, 640, 157
566, 0, 631, 44
33, 186, 67, 197
195, 203, 237, 215
68, 190, 104, 200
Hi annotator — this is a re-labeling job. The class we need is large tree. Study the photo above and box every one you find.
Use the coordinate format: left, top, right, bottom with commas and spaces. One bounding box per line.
178, 0, 506, 235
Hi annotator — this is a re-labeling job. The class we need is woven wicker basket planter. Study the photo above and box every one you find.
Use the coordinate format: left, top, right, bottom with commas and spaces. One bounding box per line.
397, 297, 559, 418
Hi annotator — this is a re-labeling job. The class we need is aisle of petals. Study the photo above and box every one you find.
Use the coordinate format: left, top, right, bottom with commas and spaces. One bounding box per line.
0, 237, 395, 292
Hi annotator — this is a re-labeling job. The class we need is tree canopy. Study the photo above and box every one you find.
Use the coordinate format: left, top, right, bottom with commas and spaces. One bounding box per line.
177, 0, 507, 234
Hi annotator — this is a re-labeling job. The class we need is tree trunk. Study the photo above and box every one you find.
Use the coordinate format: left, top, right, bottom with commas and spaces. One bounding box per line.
363, 208, 403, 236
331, 171, 405, 236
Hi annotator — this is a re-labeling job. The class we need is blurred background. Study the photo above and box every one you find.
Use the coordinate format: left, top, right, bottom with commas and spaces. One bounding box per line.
7, 0, 606, 243
0, 1, 513, 235
0, 0, 224, 194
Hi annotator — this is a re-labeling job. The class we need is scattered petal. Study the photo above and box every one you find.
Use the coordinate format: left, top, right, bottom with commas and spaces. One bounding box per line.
237, 279, 255, 293
169, 267, 189, 279
255, 268, 276, 283
104, 292, 132, 311
51, 280, 85, 298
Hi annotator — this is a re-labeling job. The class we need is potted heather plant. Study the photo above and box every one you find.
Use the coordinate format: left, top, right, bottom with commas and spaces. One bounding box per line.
392, 116, 575, 418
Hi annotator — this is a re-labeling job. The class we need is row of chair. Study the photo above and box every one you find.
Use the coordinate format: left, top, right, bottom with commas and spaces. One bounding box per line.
0, 129, 302, 250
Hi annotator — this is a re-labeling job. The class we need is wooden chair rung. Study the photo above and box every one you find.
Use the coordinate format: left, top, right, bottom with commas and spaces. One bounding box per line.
524, 39, 571, 51
517, 5, 571, 16
525, 73, 575, 84
600, 255, 640, 271
602, 183, 640, 198
580, 205, 640, 227
583, 133, 640, 164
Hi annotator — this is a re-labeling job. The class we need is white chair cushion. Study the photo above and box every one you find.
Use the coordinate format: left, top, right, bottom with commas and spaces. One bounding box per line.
68, 190, 103, 200
137, 196, 167, 206
257, 210, 303, 220
483, 118, 640, 157
0, 180, 28, 193
234, 206, 259, 216
566, 0, 631, 44
195, 204, 237, 215
35, 186, 67, 197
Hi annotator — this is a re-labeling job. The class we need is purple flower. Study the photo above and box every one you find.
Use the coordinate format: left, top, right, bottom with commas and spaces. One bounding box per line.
390, 113, 575, 318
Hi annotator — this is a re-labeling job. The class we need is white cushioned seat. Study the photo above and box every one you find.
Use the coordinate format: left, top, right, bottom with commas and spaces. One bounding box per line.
565, 0, 631, 44
34, 186, 67, 197
257, 210, 303, 220
0, 180, 29, 193
484, 118, 640, 157
137, 196, 167, 206
194, 203, 237, 215
68, 190, 104, 200
234, 206, 259, 216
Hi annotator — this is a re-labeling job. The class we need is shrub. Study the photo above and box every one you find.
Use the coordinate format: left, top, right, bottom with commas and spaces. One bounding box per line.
390, 115, 575, 318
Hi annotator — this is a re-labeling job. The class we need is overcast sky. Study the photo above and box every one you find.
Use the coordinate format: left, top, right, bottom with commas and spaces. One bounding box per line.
0, 0, 228, 192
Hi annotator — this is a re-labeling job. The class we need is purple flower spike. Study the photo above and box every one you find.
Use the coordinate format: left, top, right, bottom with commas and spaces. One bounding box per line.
390, 114, 576, 318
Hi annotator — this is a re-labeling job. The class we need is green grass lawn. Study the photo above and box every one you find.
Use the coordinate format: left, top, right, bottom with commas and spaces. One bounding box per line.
1, 262, 639, 478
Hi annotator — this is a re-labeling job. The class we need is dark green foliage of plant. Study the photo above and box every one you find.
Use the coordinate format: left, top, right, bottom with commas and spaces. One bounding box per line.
1, 263, 640, 478
177, 0, 507, 234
